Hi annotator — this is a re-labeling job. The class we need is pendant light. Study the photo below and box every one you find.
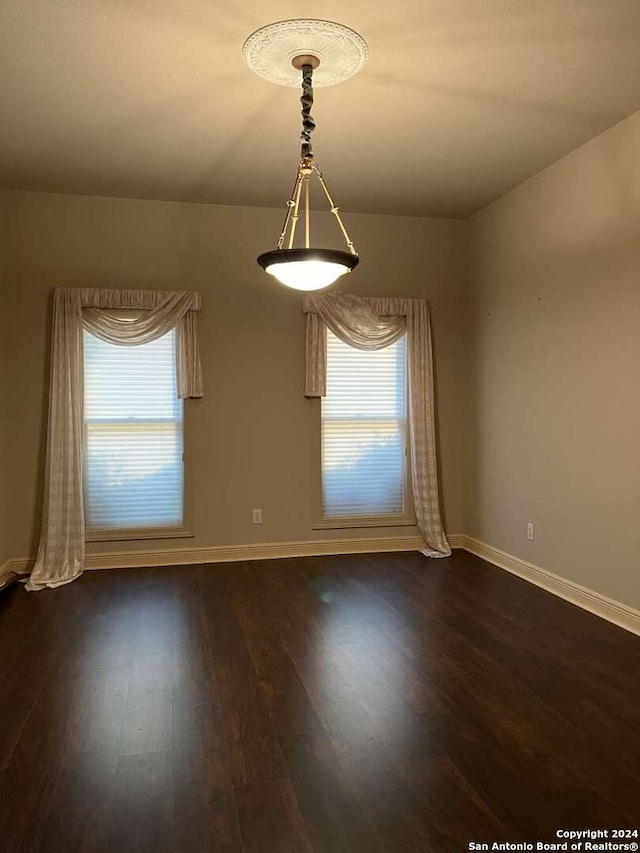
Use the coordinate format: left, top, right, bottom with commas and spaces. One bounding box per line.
243, 20, 367, 292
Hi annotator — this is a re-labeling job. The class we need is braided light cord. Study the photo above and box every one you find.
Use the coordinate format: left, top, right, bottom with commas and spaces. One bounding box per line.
300, 64, 316, 159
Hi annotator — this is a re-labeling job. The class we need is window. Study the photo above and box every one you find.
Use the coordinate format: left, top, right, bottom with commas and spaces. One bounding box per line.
320, 330, 411, 524
83, 326, 187, 538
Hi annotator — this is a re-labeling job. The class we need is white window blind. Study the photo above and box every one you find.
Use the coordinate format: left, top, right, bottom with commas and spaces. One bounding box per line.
83, 327, 184, 532
322, 331, 407, 519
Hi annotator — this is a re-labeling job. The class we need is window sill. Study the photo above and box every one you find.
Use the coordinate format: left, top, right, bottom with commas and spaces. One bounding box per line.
313, 516, 416, 531
86, 526, 194, 543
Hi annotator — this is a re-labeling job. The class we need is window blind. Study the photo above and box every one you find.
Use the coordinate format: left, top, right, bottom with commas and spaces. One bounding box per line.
322, 331, 407, 519
83, 328, 184, 531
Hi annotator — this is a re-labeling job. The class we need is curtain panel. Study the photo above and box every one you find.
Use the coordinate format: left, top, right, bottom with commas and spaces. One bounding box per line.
303, 292, 451, 558
26, 288, 203, 591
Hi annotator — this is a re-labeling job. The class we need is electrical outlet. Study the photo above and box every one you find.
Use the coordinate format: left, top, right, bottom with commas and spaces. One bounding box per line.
527, 522, 534, 541
252, 508, 263, 524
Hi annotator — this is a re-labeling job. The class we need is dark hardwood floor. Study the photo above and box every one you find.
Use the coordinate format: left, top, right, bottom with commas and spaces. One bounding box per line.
0, 550, 638, 852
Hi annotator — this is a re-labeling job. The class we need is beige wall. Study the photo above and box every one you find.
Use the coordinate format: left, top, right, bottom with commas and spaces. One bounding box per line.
468, 110, 640, 609
0, 192, 8, 565
1, 190, 468, 560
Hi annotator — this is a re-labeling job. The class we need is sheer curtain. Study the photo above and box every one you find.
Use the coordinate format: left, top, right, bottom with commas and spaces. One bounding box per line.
26, 288, 203, 591
303, 292, 451, 558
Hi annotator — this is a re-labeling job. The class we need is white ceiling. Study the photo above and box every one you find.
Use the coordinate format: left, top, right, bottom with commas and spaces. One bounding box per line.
1, 0, 640, 218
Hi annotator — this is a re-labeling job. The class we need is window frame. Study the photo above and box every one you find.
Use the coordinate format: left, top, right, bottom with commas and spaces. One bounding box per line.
83, 320, 194, 543
314, 331, 416, 531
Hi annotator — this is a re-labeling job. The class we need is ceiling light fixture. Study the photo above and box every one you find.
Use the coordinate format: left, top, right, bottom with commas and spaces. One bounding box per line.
243, 20, 367, 292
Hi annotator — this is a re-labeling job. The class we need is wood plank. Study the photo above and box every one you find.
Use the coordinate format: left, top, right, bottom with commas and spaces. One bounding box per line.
0, 674, 80, 850
106, 750, 175, 853
279, 712, 383, 851
232, 579, 312, 735
173, 691, 241, 851
235, 778, 312, 853
36, 667, 131, 853
202, 581, 288, 785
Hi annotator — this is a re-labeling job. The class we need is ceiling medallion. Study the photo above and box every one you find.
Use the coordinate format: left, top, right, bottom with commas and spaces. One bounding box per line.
242, 19, 368, 88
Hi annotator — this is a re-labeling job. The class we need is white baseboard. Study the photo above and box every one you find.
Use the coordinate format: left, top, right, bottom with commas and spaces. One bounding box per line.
10, 533, 454, 575
0, 559, 16, 588
8, 533, 638, 637
462, 535, 640, 637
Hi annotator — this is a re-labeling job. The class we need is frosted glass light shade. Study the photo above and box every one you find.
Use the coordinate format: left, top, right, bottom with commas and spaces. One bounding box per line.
266, 260, 348, 291
257, 248, 359, 292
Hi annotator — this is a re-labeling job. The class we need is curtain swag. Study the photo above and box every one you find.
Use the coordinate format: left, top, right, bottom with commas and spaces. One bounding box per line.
303, 292, 451, 558
26, 287, 203, 592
